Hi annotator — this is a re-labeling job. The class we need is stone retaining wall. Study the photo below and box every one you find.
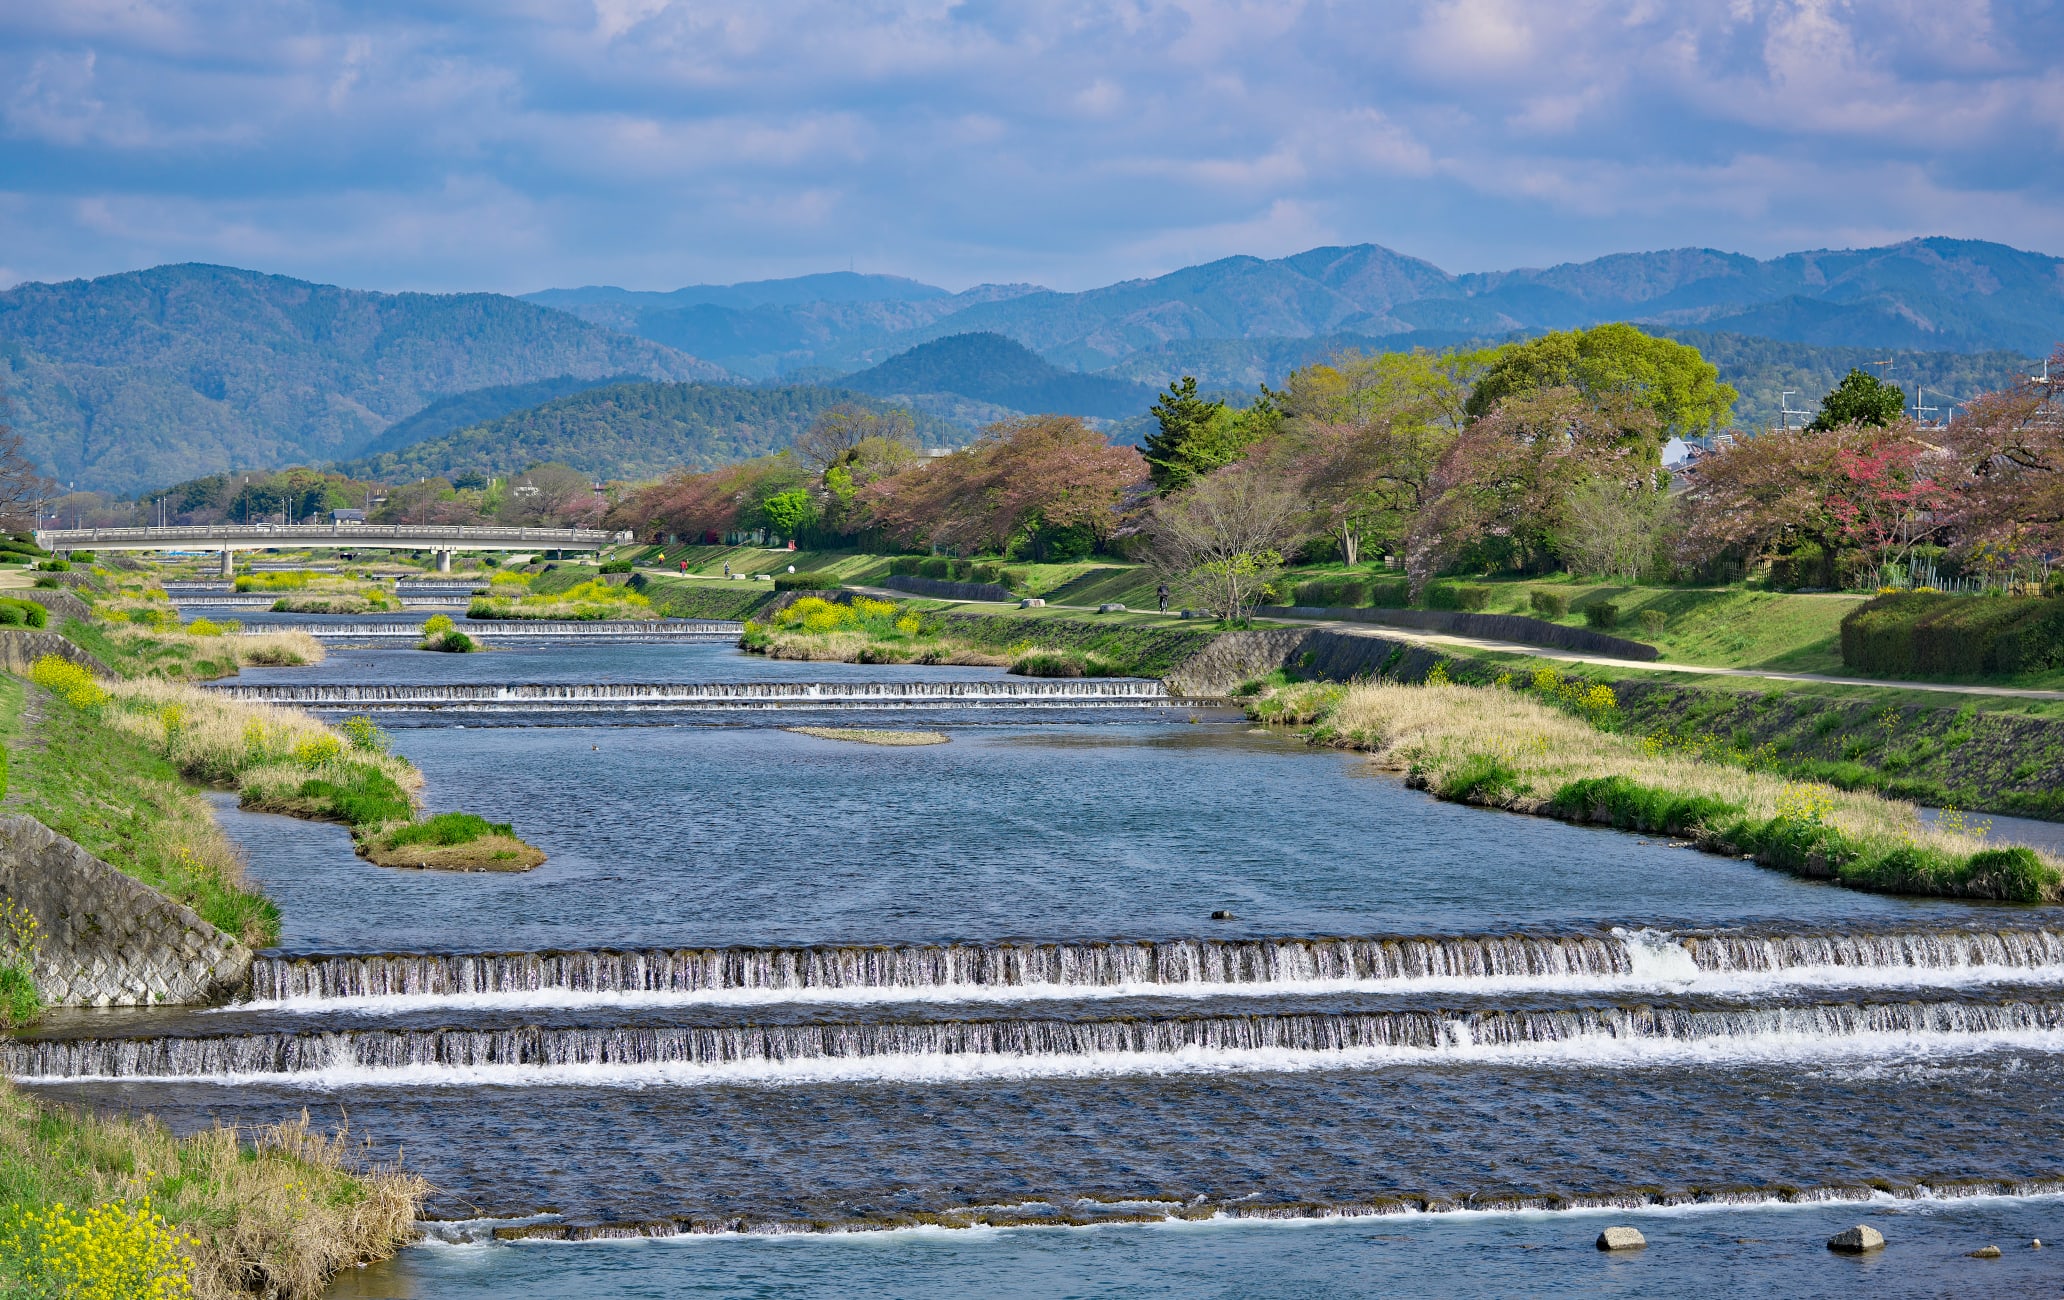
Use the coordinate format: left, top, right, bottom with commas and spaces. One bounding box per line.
1165, 628, 1453, 695
0, 629, 110, 677
0, 816, 250, 1006
883, 575, 1016, 602
1254, 605, 1660, 660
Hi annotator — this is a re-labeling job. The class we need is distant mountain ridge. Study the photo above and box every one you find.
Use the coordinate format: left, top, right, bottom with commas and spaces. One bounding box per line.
840, 333, 1159, 420
534, 237, 2064, 378
337, 381, 952, 483
0, 264, 725, 494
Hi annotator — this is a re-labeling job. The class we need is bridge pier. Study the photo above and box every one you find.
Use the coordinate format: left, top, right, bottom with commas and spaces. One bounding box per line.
435, 548, 454, 573
218, 549, 234, 578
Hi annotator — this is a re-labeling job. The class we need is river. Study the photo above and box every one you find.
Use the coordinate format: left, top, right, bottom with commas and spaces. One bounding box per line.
15, 621, 2064, 1295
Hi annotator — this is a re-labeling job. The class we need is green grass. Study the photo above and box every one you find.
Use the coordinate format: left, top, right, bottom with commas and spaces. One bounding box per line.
376, 811, 512, 849
629, 573, 781, 620
0, 674, 280, 946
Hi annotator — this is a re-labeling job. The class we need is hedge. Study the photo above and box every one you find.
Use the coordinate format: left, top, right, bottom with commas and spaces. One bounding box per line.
1423, 581, 1492, 612
1841, 592, 2064, 678
773, 571, 841, 592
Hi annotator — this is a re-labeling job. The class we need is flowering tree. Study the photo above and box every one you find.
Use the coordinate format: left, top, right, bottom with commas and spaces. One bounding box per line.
861, 416, 1146, 554
1824, 437, 1950, 572
1405, 386, 1656, 591
1938, 346, 2064, 561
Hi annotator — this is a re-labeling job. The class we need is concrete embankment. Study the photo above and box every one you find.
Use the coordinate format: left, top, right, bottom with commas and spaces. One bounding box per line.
0, 816, 250, 1007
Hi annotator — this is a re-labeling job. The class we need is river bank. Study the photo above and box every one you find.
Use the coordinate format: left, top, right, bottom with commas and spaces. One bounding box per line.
1250, 677, 2061, 904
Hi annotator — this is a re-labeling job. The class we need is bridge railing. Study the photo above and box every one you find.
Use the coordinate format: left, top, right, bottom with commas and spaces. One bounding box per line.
34, 524, 620, 550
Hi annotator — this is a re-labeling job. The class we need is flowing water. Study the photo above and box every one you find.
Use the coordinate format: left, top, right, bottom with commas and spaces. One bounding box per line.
17, 636, 2064, 1295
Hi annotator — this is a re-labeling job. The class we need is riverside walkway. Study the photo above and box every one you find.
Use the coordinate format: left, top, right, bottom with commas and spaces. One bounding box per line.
848, 587, 2064, 703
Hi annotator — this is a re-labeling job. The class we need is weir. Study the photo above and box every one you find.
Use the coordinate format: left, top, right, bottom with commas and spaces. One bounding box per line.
235, 620, 743, 640
208, 679, 1176, 710
246, 927, 2064, 1004
12, 999, 2064, 1080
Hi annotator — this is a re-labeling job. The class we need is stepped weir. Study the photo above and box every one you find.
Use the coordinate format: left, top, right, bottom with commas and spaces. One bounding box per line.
12, 999, 2064, 1080
209, 679, 1177, 711
246, 926, 2064, 1003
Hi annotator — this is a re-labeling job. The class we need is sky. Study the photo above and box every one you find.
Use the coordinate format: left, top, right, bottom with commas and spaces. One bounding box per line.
3, 0, 2062, 296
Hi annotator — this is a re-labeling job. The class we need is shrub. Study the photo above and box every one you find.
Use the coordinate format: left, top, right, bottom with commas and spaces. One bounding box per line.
1367, 577, 1411, 608
1011, 649, 1116, 677
68, 550, 95, 562
0, 898, 41, 1028
1584, 601, 1621, 629
1424, 581, 1492, 612
421, 614, 455, 637
1528, 590, 1570, 619
0, 599, 48, 628
339, 715, 390, 754
1292, 576, 1369, 608
38, 558, 70, 572
1841, 592, 2064, 677
599, 559, 634, 574
1637, 608, 1667, 637
917, 557, 953, 579
774, 571, 840, 592
427, 631, 475, 653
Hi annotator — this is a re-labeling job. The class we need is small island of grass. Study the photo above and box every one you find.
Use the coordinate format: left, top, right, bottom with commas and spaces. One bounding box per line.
362, 811, 547, 871
785, 726, 950, 746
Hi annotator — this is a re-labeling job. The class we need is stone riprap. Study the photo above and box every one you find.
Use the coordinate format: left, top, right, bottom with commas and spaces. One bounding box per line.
0, 629, 110, 677
0, 816, 250, 1007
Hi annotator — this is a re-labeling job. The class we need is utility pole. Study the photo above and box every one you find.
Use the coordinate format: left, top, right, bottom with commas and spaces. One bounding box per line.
1780, 390, 1814, 431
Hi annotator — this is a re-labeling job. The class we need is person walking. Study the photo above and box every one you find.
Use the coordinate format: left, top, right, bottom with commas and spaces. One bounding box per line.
1157, 583, 1170, 615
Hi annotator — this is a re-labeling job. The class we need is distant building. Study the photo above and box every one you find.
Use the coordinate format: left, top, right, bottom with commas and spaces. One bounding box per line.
331, 508, 367, 524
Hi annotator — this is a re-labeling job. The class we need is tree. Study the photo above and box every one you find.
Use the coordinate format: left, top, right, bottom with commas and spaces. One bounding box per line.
1149, 461, 1307, 622
1675, 420, 1947, 583
792, 405, 917, 474
1272, 349, 1476, 564
1407, 387, 1659, 590
862, 416, 1146, 555
759, 487, 818, 541
1464, 324, 1737, 452
0, 388, 54, 528
1558, 476, 1671, 581
499, 462, 604, 527
1809, 369, 1907, 431
1142, 377, 1227, 491
1936, 348, 2064, 561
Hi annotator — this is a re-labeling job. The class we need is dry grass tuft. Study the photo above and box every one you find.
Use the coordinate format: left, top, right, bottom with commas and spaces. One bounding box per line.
0, 1080, 426, 1300
785, 726, 950, 746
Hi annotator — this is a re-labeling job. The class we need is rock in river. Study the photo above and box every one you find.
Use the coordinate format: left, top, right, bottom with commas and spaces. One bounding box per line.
1827, 1225, 1885, 1253
1596, 1226, 1646, 1251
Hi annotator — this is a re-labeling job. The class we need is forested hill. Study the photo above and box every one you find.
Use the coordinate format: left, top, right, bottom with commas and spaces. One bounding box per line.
337, 381, 927, 482
840, 333, 1159, 419
0, 264, 725, 494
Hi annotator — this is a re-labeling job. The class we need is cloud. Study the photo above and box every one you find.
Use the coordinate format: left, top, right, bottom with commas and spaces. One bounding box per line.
0, 0, 2057, 294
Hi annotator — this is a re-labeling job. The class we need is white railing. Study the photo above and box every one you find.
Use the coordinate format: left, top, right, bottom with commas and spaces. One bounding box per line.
34, 524, 618, 551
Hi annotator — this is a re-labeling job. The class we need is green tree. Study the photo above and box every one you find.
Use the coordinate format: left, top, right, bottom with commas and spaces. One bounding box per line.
1808, 368, 1908, 431
1464, 324, 1737, 453
1142, 376, 1227, 491
759, 487, 819, 540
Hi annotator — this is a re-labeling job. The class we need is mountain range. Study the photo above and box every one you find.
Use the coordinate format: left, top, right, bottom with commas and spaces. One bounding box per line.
4, 237, 2059, 495
0, 264, 720, 495
527, 237, 2064, 378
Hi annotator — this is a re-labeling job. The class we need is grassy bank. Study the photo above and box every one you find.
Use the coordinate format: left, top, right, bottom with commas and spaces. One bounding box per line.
61, 617, 322, 682
1252, 676, 2061, 904
20, 657, 542, 878
629, 573, 779, 621
743, 597, 1217, 677
0, 1079, 424, 1299
1, 671, 280, 946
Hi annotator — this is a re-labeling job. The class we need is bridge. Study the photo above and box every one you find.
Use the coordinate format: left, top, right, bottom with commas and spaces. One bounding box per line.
32, 524, 624, 575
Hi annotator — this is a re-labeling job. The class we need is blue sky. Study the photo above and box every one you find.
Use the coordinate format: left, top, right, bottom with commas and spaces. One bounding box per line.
3, 0, 2062, 294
